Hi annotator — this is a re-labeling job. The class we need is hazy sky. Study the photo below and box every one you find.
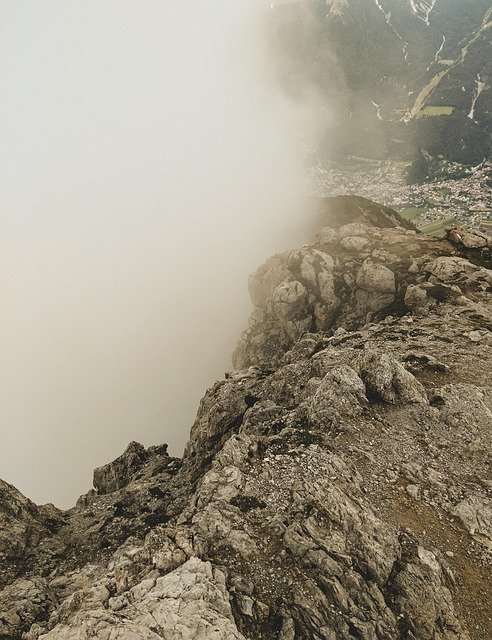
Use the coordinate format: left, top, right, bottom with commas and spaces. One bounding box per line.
0, 1, 307, 507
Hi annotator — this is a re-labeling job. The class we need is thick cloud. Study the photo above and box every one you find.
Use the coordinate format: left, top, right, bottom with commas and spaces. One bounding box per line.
0, 1, 307, 507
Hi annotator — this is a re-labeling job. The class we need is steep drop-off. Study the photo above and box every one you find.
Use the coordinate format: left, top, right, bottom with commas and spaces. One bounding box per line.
1, 197, 491, 640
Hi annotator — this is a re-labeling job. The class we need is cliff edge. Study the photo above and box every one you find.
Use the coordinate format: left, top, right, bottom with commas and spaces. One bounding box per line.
1, 197, 491, 640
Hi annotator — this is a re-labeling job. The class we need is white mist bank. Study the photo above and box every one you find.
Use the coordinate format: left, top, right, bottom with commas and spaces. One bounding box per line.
0, 1, 309, 507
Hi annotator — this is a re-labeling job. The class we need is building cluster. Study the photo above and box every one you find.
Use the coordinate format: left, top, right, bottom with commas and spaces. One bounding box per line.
307, 159, 492, 233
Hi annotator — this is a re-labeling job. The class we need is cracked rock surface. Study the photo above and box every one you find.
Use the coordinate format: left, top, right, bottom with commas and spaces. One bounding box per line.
1, 196, 490, 640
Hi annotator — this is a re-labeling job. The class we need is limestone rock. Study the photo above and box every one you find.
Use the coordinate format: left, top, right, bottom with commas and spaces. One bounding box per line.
458, 229, 489, 250
340, 235, 369, 251
453, 495, 492, 542
405, 283, 429, 309
338, 222, 372, 239
1, 196, 490, 640
307, 365, 367, 428
0, 480, 63, 590
248, 254, 292, 307
427, 256, 480, 283
234, 197, 482, 369
358, 352, 427, 404
94, 442, 152, 495
356, 258, 396, 294
42, 559, 245, 640
0, 578, 55, 639
183, 368, 267, 480
447, 226, 490, 250
315, 226, 338, 244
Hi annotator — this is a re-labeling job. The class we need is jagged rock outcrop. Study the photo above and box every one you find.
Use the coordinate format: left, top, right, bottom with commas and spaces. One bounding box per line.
93, 442, 171, 495
0, 480, 64, 592
233, 197, 491, 370
1, 196, 490, 640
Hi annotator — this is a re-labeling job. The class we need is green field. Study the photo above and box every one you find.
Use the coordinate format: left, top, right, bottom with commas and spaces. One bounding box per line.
400, 207, 427, 221
421, 217, 456, 237
438, 59, 454, 67
419, 106, 455, 117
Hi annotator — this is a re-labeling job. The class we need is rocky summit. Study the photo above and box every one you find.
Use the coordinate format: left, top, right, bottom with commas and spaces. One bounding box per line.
1, 196, 491, 640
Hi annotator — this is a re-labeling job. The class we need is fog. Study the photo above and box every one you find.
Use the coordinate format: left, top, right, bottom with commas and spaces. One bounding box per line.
0, 1, 310, 508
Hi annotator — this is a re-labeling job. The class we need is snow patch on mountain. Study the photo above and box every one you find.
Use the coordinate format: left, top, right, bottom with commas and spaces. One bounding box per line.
371, 100, 383, 120
468, 73, 486, 121
427, 34, 446, 70
410, 0, 437, 26
373, 0, 403, 40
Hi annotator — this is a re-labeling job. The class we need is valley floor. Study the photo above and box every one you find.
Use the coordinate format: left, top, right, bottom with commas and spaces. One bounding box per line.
308, 159, 492, 236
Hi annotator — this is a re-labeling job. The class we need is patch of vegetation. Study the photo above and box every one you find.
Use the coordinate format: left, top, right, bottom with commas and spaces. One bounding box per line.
421, 217, 456, 237
405, 148, 434, 184
419, 106, 455, 117
400, 207, 427, 220
410, 114, 489, 165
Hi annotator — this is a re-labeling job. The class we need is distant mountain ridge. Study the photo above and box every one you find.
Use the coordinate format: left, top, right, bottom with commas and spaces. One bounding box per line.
268, 0, 491, 163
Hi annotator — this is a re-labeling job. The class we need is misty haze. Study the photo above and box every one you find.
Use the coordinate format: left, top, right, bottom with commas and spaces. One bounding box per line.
1, 1, 491, 638
1, 2, 308, 508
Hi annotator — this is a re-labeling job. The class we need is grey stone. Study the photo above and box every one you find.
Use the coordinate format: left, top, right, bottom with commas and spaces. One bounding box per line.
358, 352, 427, 404
340, 236, 369, 251
2, 196, 490, 640
356, 259, 396, 294
308, 365, 367, 428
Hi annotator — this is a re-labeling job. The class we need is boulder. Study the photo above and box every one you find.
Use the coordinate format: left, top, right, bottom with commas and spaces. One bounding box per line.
308, 365, 367, 428
358, 352, 427, 404
356, 259, 396, 294
427, 257, 478, 283
453, 495, 492, 541
340, 235, 369, 251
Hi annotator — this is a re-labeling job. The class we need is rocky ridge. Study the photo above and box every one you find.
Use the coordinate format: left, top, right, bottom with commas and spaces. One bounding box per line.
1, 196, 491, 640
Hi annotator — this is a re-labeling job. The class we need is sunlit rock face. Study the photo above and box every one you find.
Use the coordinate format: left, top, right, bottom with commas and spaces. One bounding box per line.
1, 196, 491, 640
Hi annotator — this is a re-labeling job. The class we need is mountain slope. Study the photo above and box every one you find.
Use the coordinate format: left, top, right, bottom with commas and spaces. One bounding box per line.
268, 0, 492, 163
1, 197, 491, 640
